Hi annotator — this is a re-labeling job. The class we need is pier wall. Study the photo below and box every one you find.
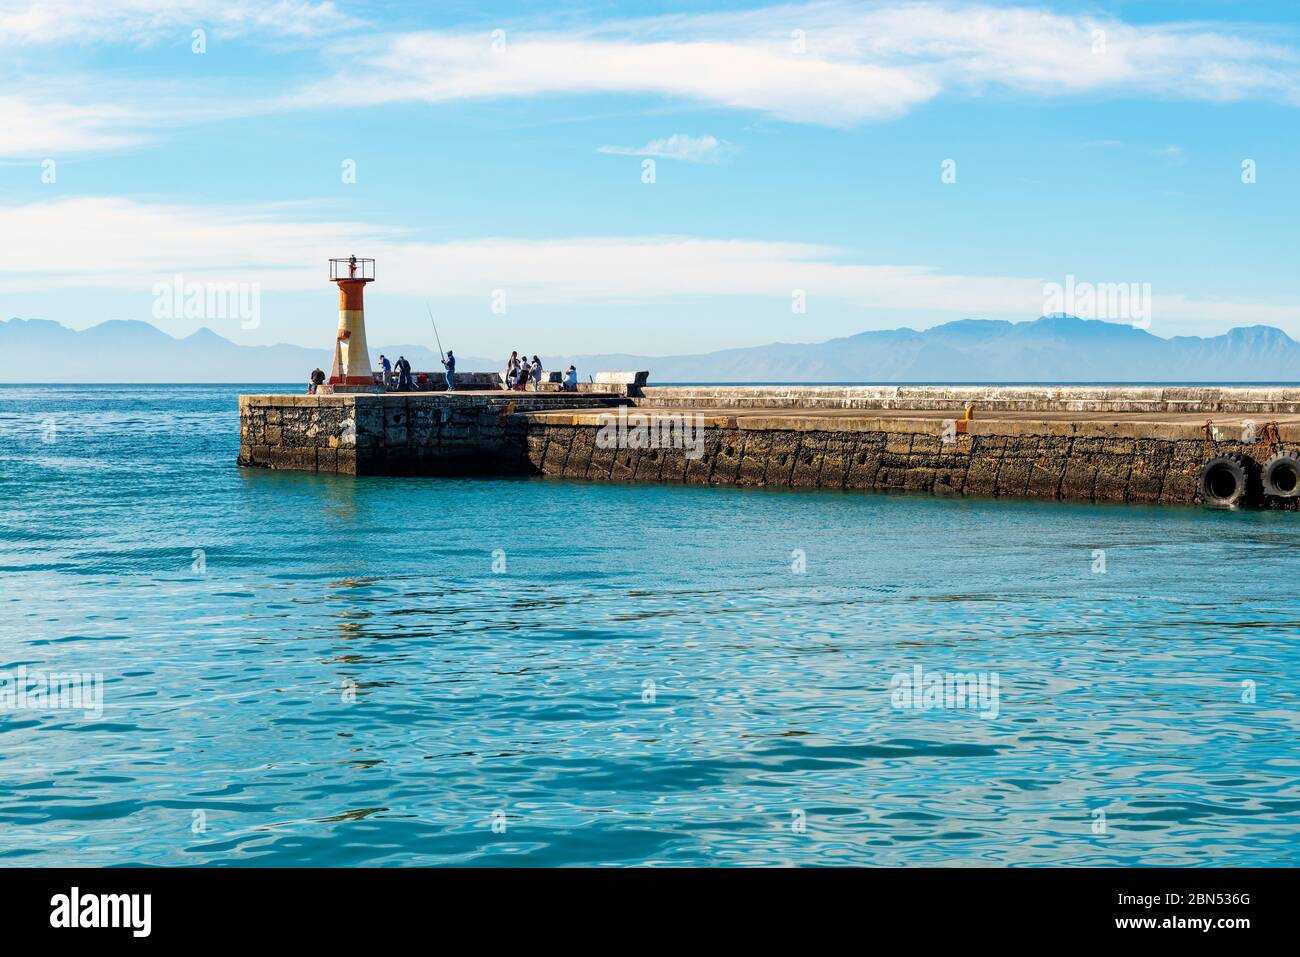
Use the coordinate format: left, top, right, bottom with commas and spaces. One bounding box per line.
238, 387, 1300, 507
513, 416, 1229, 505
238, 392, 621, 475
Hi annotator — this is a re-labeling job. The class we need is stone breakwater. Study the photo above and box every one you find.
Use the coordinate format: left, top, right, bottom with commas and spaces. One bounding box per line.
515, 413, 1243, 505
237, 392, 623, 475
238, 388, 1300, 508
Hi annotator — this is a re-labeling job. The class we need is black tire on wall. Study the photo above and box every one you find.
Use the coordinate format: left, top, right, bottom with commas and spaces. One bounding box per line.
1262, 450, 1300, 498
1197, 454, 1252, 508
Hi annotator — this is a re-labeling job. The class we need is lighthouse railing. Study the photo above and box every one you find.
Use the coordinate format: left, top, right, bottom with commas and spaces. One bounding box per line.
329, 258, 375, 282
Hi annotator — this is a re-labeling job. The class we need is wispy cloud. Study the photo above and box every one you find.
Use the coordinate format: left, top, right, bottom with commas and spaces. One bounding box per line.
0, 94, 147, 154
5, 196, 1297, 332
295, 2, 1300, 126
0, 0, 357, 45
1154, 144, 1186, 165
292, 26, 934, 125
0, 80, 284, 157
9, 2, 1300, 157
597, 133, 733, 163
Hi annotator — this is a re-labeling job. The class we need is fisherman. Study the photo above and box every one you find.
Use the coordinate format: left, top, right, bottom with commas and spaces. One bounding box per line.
563, 365, 578, 392
396, 355, 412, 391
308, 367, 325, 394
378, 354, 392, 388
530, 355, 543, 390
442, 349, 456, 391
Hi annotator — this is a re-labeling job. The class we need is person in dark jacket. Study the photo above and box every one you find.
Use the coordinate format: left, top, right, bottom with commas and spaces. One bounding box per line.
442, 350, 456, 391
308, 367, 325, 394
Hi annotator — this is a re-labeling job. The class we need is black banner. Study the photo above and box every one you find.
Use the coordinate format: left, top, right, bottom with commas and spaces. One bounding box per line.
0, 867, 1284, 943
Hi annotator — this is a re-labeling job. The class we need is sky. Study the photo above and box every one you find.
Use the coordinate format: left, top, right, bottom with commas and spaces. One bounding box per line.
2, 0, 1299, 358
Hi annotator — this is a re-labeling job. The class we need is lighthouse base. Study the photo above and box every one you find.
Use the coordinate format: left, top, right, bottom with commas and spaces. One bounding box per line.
317, 383, 384, 395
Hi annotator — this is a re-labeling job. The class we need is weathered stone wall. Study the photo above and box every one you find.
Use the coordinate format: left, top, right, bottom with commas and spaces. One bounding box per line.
239, 395, 358, 473
513, 421, 1295, 506
238, 393, 619, 475
238, 390, 1299, 508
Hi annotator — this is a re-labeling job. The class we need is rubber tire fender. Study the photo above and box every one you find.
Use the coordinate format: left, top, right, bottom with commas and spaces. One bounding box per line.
1197, 454, 1249, 508
1261, 450, 1300, 499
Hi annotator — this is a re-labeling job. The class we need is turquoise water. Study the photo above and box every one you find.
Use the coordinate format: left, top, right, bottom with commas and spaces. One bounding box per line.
0, 384, 1296, 867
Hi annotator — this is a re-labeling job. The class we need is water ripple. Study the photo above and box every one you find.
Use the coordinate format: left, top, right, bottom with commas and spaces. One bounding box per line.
0, 385, 1297, 866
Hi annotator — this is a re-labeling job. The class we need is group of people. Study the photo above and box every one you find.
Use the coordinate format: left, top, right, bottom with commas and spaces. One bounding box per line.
504, 353, 579, 391
505, 352, 543, 390
308, 349, 577, 394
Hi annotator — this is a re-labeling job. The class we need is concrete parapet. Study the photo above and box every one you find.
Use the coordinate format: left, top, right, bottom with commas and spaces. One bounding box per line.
594, 370, 650, 387
636, 385, 1300, 415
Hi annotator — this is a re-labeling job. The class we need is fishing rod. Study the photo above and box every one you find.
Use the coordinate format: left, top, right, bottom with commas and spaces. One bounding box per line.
425, 303, 445, 362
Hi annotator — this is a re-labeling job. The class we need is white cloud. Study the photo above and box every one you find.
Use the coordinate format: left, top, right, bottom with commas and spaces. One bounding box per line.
293, 28, 935, 125
597, 133, 732, 163
0, 3, 329, 155
0, 196, 397, 288
293, 2, 1300, 127
0, 94, 147, 154
8, 2, 1300, 157
0, 0, 356, 45
0, 78, 288, 158
3, 197, 1296, 332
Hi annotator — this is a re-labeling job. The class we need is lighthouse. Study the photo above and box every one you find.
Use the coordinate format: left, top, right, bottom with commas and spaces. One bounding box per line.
327, 255, 378, 389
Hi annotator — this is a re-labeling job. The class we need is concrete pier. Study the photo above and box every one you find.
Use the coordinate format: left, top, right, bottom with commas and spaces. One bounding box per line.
238, 386, 1300, 508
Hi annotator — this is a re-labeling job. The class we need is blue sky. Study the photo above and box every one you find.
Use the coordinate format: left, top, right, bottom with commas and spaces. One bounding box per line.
3, 0, 1299, 358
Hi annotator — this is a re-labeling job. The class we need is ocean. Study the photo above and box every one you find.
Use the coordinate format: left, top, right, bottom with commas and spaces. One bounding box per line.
0, 384, 1296, 866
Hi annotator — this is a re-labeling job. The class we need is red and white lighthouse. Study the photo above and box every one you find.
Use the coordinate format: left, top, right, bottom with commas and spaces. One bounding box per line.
328, 256, 376, 387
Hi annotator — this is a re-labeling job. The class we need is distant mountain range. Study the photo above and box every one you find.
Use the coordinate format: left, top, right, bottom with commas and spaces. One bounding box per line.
4, 315, 1300, 383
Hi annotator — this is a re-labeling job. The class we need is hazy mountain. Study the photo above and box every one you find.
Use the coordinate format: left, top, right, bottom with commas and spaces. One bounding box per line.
4, 315, 1300, 383
0, 319, 497, 384
556, 316, 1300, 382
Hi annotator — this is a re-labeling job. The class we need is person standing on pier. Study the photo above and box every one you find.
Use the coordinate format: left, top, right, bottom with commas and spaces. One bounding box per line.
530, 355, 543, 390
396, 355, 412, 391
515, 349, 529, 391
379, 354, 392, 388
505, 351, 519, 389
442, 350, 456, 391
